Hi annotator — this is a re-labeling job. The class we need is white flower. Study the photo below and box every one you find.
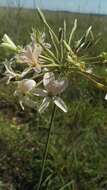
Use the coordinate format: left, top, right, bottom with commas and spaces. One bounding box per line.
1, 34, 17, 51
86, 68, 93, 74
15, 79, 36, 95
4, 62, 31, 84
14, 79, 36, 110
33, 72, 68, 113
16, 44, 42, 73
4, 63, 18, 84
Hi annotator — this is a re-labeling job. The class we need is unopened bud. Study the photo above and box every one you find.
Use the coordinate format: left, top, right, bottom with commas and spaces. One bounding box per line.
18, 79, 36, 94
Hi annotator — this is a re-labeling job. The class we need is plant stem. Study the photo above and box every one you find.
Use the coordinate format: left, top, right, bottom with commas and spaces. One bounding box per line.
36, 104, 56, 190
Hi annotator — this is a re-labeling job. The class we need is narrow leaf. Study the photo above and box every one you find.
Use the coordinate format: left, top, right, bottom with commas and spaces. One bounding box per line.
68, 19, 77, 45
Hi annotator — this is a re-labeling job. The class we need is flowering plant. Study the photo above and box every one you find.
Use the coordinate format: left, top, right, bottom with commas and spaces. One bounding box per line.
1, 9, 107, 189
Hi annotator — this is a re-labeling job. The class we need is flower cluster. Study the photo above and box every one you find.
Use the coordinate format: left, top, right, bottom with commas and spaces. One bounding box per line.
1, 9, 107, 114
1, 31, 68, 113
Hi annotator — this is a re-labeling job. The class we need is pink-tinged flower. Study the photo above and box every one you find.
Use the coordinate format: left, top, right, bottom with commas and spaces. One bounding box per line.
16, 44, 42, 73
14, 79, 36, 110
33, 72, 68, 113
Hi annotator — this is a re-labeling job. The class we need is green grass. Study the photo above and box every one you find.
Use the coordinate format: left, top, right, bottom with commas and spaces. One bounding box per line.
0, 100, 107, 189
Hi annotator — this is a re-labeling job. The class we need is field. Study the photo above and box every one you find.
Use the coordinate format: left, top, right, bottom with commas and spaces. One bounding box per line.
0, 7, 107, 190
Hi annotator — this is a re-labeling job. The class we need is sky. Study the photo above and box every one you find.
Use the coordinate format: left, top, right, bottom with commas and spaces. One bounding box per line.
0, 0, 107, 14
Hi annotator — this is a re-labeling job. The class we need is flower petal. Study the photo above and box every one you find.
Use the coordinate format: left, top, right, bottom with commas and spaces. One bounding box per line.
105, 94, 107, 100
52, 80, 68, 95
33, 88, 47, 97
53, 96, 68, 112
45, 80, 68, 96
17, 79, 36, 94
33, 45, 42, 58
14, 90, 21, 97
22, 96, 37, 109
33, 66, 41, 73
39, 97, 51, 113
21, 67, 32, 77
43, 72, 55, 88
25, 45, 33, 60
16, 53, 31, 64
86, 68, 93, 74
19, 100, 24, 110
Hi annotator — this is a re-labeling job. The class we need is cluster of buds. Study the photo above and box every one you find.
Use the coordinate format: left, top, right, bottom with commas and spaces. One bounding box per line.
1, 9, 107, 114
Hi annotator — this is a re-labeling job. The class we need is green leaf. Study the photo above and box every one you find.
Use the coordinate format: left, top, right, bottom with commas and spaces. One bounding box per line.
49, 30, 59, 58
40, 43, 59, 64
63, 40, 74, 56
68, 19, 77, 45
37, 8, 59, 45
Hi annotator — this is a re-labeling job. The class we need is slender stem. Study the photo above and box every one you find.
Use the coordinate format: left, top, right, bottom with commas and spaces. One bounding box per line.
36, 104, 56, 190
59, 180, 73, 190
41, 64, 60, 68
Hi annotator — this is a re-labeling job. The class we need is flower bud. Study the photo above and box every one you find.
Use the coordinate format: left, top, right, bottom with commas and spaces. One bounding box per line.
17, 79, 36, 94
96, 82, 104, 89
1, 34, 17, 51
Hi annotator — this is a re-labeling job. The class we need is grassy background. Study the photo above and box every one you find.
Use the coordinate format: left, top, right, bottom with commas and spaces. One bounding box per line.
0, 7, 107, 190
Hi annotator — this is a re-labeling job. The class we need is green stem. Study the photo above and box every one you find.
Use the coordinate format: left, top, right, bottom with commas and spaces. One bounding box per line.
59, 180, 73, 190
41, 64, 60, 68
36, 104, 56, 190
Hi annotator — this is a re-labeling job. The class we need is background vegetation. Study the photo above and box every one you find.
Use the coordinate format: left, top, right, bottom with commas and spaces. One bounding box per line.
0, 7, 107, 190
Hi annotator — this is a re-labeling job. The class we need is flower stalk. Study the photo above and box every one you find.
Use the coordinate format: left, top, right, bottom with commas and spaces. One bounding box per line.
36, 104, 56, 190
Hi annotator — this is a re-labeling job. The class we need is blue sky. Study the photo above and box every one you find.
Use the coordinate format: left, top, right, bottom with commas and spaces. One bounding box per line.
0, 0, 107, 14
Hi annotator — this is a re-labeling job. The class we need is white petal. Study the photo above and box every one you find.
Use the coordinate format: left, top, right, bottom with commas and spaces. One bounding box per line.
52, 80, 68, 95
16, 54, 30, 64
105, 94, 107, 100
18, 79, 36, 94
86, 68, 93, 74
33, 88, 47, 97
6, 76, 13, 84
43, 72, 55, 88
4, 63, 16, 76
21, 67, 32, 77
14, 90, 21, 97
33, 45, 42, 58
23, 96, 37, 109
53, 96, 68, 113
41, 32, 46, 40
33, 66, 41, 73
43, 68, 49, 72
19, 100, 24, 110
46, 80, 68, 96
25, 45, 33, 59
39, 97, 51, 113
